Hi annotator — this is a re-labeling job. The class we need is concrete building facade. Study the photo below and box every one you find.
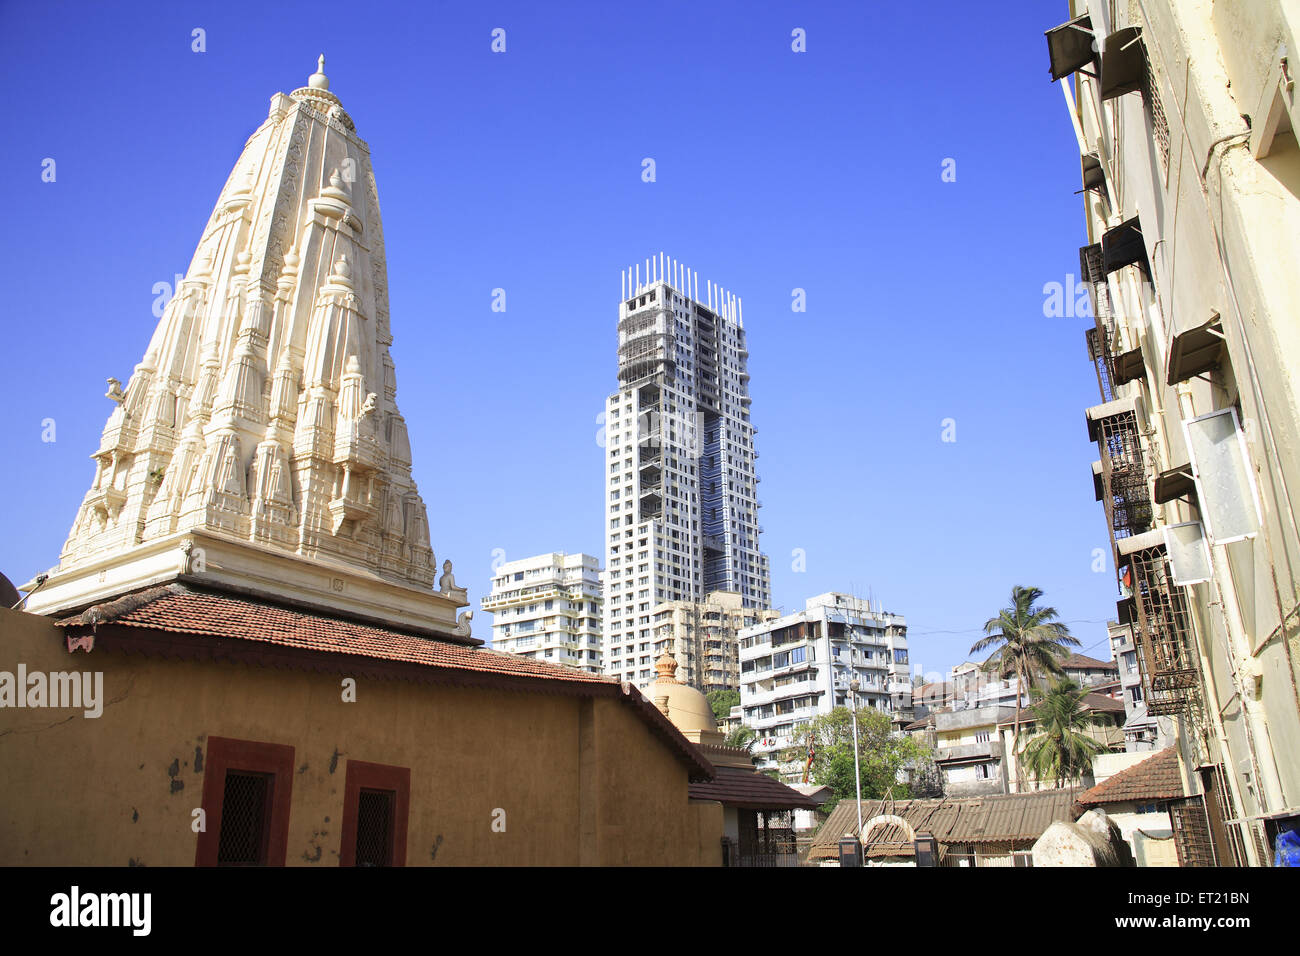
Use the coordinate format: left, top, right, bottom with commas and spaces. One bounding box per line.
1050, 0, 1300, 864
737, 592, 911, 774
650, 589, 778, 694
482, 552, 603, 673
602, 257, 771, 690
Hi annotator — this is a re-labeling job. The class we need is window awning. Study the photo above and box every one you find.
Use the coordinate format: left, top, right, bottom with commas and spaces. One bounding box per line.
1086, 394, 1138, 441
1081, 153, 1107, 195
1165, 312, 1225, 385
1117, 597, 1137, 626
1113, 345, 1145, 385
1117, 528, 1166, 561
1154, 465, 1197, 504
1100, 26, 1146, 100
1092, 460, 1105, 501
1080, 242, 1105, 284
1102, 216, 1148, 275
1046, 14, 1097, 81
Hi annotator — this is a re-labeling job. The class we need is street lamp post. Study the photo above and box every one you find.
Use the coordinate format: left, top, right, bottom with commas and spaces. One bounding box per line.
850, 676, 863, 855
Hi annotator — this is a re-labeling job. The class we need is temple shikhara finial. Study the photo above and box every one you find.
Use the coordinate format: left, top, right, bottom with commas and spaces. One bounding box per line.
25, 59, 466, 635
309, 54, 329, 91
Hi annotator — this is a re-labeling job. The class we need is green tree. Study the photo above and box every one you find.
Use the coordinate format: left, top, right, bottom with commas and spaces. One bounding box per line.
1018, 678, 1106, 789
971, 585, 1080, 787
723, 724, 757, 752
707, 689, 740, 723
778, 707, 931, 811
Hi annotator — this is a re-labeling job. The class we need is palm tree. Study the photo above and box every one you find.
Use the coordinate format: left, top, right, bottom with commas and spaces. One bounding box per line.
724, 724, 757, 752
1018, 678, 1107, 789
971, 585, 1080, 787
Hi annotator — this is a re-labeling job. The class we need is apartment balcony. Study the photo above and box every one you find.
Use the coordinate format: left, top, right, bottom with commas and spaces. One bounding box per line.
935, 740, 1003, 764
744, 679, 823, 707
639, 488, 662, 520
480, 585, 566, 611
638, 458, 661, 484
1118, 533, 1201, 716
1087, 397, 1154, 583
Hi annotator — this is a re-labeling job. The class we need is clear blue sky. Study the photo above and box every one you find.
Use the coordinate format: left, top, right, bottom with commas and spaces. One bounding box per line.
0, 0, 1119, 676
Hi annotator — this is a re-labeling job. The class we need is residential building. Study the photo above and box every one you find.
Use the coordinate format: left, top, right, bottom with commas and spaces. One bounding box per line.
1049, 0, 1300, 863
602, 256, 771, 690
482, 552, 603, 673
912, 680, 955, 719
909, 686, 1125, 797
946, 652, 1120, 710
3, 59, 725, 867
927, 704, 1015, 797
649, 589, 778, 694
999, 693, 1127, 792
737, 592, 911, 777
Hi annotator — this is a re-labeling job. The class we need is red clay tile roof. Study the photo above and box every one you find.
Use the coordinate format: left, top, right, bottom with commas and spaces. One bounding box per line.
1062, 653, 1119, 671
53, 583, 715, 781
58, 583, 607, 684
689, 766, 823, 811
1077, 748, 1184, 806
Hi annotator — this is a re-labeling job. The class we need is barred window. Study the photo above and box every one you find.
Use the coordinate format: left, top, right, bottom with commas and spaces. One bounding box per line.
216, 770, 273, 866
353, 789, 396, 867
196, 737, 294, 867
1145, 51, 1170, 174
341, 761, 410, 867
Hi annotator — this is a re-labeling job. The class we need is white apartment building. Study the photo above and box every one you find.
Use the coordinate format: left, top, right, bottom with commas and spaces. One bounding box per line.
738, 593, 910, 777
603, 254, 771, 690
482, 552, 603, 673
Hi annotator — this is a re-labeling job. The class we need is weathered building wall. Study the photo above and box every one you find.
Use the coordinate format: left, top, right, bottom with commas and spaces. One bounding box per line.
1067, 0, 1300, 861
0, 607, 719, 866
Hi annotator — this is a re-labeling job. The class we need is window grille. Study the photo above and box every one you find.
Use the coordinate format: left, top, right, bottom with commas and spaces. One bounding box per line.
1128, 545, 1199, 715
354, 788, 396, 867
1169, 795, 1216, 866
1145, 50, 1170, 175
217, 770, 272, 865
1096, 411, 1153, 540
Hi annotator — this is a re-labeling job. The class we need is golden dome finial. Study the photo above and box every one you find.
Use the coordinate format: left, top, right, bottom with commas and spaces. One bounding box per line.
655, 650, 680, 684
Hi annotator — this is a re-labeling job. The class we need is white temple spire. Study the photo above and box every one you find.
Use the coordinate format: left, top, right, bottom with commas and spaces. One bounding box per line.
25, 61, 467, 636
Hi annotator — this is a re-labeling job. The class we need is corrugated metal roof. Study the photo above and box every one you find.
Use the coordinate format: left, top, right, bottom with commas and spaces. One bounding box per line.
809, 789, 1079, 860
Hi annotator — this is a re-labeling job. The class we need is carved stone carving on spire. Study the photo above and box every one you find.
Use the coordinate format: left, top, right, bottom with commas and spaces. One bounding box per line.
31, 59, 465, 634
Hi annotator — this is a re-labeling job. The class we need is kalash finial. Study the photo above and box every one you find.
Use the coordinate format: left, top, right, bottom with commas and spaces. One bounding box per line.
309, 54, 329, 91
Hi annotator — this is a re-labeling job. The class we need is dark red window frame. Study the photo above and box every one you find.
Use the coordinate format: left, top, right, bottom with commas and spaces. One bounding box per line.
339, 760, 410, 867
195, 736, 295, 867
